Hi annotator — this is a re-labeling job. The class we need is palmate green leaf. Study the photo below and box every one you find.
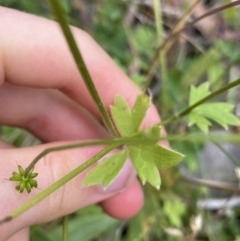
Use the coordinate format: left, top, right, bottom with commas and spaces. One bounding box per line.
137, 125, 162, 144
128, 124, 184, 188
129, 145, 184, 168
110, 94, 150, 136
129, 144, 183, 189
189, 112, 211, 133
189, 83, 240, 133
195, 103, 240, 128
131, 93, 151, 129
110, 96, 132, 136
189, 82, 210, 105
83, 150, 128, 188
129, 146, 161, 189
84, 95, 184, 190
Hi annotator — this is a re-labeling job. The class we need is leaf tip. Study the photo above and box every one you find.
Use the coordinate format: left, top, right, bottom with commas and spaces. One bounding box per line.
144, 88, 153, 101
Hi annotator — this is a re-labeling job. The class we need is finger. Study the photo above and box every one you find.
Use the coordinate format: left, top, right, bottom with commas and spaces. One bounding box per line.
100, 180, 143, 219
0, 89, 143, 238
0, 83, 144, 219
0, 139, 13, 149
0, 7, 161, 127
0, 82, 144, 226
6, 228, 29, 241
0, 143, 137, 240
0, 141, 30, 241
0, 83, 109, 142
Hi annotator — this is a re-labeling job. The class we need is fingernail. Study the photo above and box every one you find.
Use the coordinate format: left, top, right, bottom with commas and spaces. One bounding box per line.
97, 155, 136, 193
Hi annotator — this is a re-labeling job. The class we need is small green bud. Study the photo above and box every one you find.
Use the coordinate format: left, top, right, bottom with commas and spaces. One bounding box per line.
25, 182, 32, 193
18, 165, 25, 176
19, 181, 26, 193
10, 175, 22, 181
30, 173, 38, 179
29, 179, 38, 188
28, 167, 34, 175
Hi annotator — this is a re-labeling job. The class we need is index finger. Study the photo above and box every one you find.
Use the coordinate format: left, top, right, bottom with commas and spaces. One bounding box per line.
0, 7, 160, 126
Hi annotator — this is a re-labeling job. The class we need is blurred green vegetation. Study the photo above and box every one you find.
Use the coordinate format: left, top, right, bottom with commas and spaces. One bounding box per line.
1, 0, 240, 240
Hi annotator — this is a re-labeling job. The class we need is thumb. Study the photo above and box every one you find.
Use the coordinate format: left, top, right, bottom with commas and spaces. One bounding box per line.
0, 143, 135, 240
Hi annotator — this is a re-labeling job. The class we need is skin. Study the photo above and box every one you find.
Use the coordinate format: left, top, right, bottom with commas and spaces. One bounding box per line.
0, 7, 163, 241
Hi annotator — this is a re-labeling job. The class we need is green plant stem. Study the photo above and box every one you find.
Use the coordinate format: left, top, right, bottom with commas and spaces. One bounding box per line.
24, 133, 158, 175
180, 174, 240, 192
25, 139, 115, 175
47, 0, 118, 138
0, 143, 119, 224
162, 0, 201, 54
158, 133, 240, 143
62, 216, 68, 241
160, 78, 240, 125
213, 142, 240, 167
22, 132, 240, 175
153, 0, 168, 106
2, 132, 240, 225
145, 0, 201, 89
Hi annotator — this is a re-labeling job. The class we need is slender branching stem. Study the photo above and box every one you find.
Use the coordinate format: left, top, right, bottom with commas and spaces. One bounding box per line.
25, 139, 117, 175
0, 144, 119, 224
180, 175, 240, 192
24, 72, 240, 175
47, 0, 118, 138
213, 142, 240, 167
24, 133, 157, 175
153, 0, 168, 106
145, 0, 240, 84
161, 78, 240, 125
2, 132, 240, 224
153, 0, 168, 88
62, 216, 68, 241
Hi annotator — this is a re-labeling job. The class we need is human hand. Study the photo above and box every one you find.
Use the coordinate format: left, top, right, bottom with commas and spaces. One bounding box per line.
0, 7, 161, 241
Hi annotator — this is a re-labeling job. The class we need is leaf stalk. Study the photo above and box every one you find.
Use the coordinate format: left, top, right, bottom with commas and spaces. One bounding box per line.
161, 78, 240, 125
47, 0, 118, 138
3, 144, 119, 223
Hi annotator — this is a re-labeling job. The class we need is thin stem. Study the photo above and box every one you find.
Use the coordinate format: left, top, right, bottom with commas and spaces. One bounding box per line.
25, 139, 116, 175
163, 133, 240, 143
160, 78, 240, 125
213, 142, 240, 167
190, 0, 240, 27
163, 0, 201, 54
47, 0, 118, 137
153, 0, 168, 107
23, 132, 240, 176
145, 0, 240, 84
1, 144, 119, 224
24, 133, 157, 175
2, 132, 240, 224
145, 0, 201, 84
62, 216, 68, 241
180, 175, 240, 192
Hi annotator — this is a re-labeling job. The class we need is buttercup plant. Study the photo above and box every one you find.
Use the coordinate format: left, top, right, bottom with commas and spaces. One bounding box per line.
2, 1, 240, 240
0, 0, 183, 224
83, 94, 184, 189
